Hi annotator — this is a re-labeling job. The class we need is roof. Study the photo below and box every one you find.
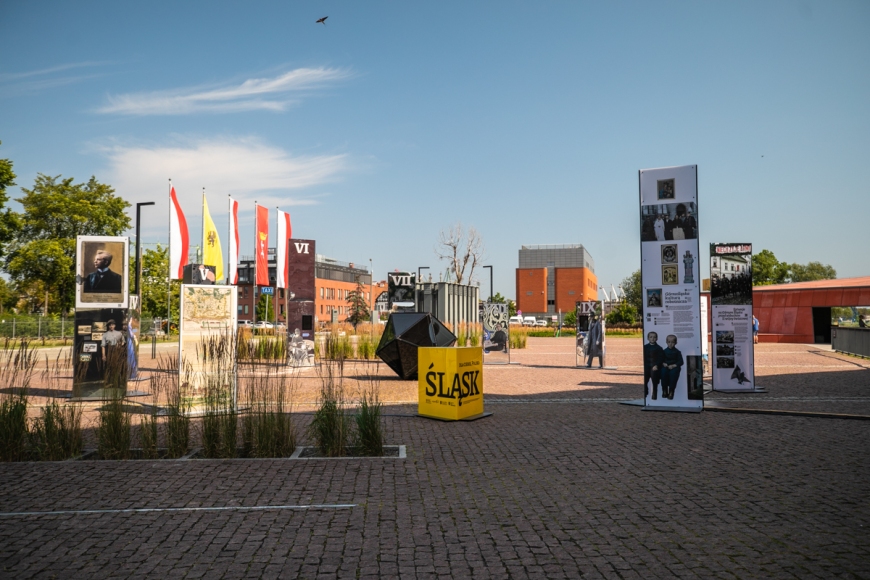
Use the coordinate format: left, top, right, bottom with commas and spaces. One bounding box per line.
754, 276, 870, 292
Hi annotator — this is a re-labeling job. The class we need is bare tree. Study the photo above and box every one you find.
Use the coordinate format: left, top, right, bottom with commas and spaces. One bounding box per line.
435, 223, 485, 285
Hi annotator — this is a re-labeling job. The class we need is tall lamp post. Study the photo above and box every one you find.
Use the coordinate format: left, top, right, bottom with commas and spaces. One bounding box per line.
483, 265, 493, 302
135, 202, 156, 295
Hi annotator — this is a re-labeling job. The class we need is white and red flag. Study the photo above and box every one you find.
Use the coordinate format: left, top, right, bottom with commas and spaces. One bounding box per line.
275, 209, 292, 289
168, 182, 189, 280
228, 196, 239, 284
255, 204, 270, 286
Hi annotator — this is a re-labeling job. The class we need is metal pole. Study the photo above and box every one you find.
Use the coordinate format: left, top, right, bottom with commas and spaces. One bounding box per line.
135, 202, 155, 295
483, 265, 493, 301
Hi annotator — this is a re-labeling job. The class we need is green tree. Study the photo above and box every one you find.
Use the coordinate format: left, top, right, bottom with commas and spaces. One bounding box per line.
562, 310, 576, 327
346, 276, 371, 328
256, 293, 274, 321
0, 278, 19, 313
606, 301, 638, 325
5, 174, 130, 314
140, 244, 180, 323
752, 249, 790, 286
0, 141, 19, 261
621, 270, 642, 315
789, 261, 836, 282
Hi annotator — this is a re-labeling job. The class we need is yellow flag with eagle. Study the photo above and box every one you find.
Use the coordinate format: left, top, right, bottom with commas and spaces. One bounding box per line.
202, 193, 224, 282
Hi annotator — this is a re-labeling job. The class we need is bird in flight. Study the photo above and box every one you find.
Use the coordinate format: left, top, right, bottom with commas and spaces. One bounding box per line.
316, 16, 328, 25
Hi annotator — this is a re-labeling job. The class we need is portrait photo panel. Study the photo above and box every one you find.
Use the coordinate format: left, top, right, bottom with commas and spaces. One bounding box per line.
76, 236, 129, 309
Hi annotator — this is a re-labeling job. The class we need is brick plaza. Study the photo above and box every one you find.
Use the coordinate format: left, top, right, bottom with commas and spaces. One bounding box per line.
1, 338, 868, 578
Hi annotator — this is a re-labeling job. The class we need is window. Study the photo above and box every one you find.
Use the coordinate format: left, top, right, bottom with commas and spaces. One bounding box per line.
244, 305, 249, 314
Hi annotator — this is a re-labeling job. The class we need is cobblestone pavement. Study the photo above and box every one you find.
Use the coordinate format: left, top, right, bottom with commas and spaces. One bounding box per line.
1, 339, 868, 578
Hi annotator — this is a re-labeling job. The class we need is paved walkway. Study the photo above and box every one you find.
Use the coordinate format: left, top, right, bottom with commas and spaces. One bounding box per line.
1, 338, 868, 578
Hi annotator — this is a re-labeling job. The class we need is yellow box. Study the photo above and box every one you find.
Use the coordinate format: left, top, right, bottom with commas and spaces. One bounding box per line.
418, 347, 484, 420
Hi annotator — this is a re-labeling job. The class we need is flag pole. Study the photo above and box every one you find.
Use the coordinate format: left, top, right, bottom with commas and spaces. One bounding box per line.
200, 188, 205, 265
253, 201, 257, 326
167, 179, 172, 335
227, 194, 231, 288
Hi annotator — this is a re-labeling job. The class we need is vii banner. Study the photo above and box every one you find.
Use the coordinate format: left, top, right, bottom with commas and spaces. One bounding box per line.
710, 243, 756, 391
639, 165, 704, 410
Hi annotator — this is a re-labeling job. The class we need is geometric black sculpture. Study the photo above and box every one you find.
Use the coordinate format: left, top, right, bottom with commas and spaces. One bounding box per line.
376, 312, 457, 380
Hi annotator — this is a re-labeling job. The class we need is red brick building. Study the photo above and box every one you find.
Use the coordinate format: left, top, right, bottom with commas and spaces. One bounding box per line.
515, 245, 597, 317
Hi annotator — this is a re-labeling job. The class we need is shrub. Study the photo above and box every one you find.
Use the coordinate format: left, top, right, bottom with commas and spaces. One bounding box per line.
97, 395, 133, 460
30, 401, 83, 461
308, 360, 351, 457
353, 380, 384, 457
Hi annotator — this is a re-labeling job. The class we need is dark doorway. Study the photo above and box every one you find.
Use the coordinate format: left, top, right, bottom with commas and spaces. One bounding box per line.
812, 307, 832, 344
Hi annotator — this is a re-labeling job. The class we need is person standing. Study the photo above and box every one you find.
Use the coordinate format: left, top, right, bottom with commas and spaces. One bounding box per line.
661, 334, 683, 400
753, 315, 760, 344
644, 331, 664, 400
654, 215, 666, 241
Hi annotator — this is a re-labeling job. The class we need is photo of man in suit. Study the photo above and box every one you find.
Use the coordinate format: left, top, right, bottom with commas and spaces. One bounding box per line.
83, 250, 123, 293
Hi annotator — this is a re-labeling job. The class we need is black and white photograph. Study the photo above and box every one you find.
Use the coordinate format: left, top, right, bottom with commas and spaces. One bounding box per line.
717, 357, 735, 369
710, 252, 753, 306
640, 202, 698, 242
661, 244, 677, 264
77, 325, 91, 335
716, 330, 735, 344
685, 355, 705, 400
716, 344, 735, 356
83, 343, 98, 353
657, 178, 675, 200
646, 288, 662, 308
76, 236, 129, 309
92, 322, 106, 332
184, 263, 217, 285
662, 265, 678, 286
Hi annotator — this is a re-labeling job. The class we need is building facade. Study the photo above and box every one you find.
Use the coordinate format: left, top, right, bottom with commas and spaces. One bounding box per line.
515, 244, 597, 317
236, 247, 377, 329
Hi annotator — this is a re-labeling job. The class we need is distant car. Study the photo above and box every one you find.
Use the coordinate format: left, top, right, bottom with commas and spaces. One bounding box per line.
509, 316, 523, 326
523, 316, 537, 327
535, 319, 547, 327
253, 321, 274, 329
238, 320, 253, 328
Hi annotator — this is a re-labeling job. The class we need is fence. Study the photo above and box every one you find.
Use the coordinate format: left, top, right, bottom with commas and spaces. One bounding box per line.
0, 317, 162, 339
832, 326, 870, 358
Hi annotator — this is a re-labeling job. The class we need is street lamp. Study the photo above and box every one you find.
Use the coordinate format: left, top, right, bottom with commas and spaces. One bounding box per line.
483, 265, 493, 301
135, 201, 156, 295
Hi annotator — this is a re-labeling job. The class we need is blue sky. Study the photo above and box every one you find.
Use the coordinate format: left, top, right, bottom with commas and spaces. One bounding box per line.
1, 0, 868, 299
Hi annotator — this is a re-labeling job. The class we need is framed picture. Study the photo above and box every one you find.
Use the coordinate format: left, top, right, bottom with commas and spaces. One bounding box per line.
661, 244, 678, 264
657, 178, 675, 199
91, 332, 104, 342
83, 342, 98, 353
76, 236, 129, 309
662, 265, 678, 285
92, 321, 106, 332
77, 325, 92, 335
646, 288, 662, 308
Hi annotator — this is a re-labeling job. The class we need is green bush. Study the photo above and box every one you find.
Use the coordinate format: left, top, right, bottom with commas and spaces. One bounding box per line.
353, 384, 384, 456
30, 401, 83, 461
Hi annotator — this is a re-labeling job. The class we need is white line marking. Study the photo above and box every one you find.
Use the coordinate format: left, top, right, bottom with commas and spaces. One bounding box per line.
0, 504, 356, 517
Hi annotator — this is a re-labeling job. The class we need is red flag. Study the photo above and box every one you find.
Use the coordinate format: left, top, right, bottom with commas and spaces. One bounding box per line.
169, 183, 189, 280
228, 197, 239, 284
255, 204, 270, 286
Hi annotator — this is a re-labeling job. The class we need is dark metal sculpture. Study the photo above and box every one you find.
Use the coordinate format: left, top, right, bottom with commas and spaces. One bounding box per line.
376, 312, 456, 380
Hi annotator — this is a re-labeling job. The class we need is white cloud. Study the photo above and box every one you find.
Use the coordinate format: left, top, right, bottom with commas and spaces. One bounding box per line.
100, 137, 348, 239
0, 62, 107, 97
98, 67, 350, 115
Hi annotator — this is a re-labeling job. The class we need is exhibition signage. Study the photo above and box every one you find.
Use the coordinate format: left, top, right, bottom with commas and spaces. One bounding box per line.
388, 271, 416, 310
73, 235, 133, 399
710, 243, 756, 391
480, 302, 510, 364
179, 285, 239, 411
575, 300, 599, 366
639, 165, 704, 410
418, 346, 485, 420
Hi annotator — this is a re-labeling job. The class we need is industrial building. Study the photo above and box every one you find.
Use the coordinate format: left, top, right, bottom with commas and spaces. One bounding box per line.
515, 244, 598, 318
